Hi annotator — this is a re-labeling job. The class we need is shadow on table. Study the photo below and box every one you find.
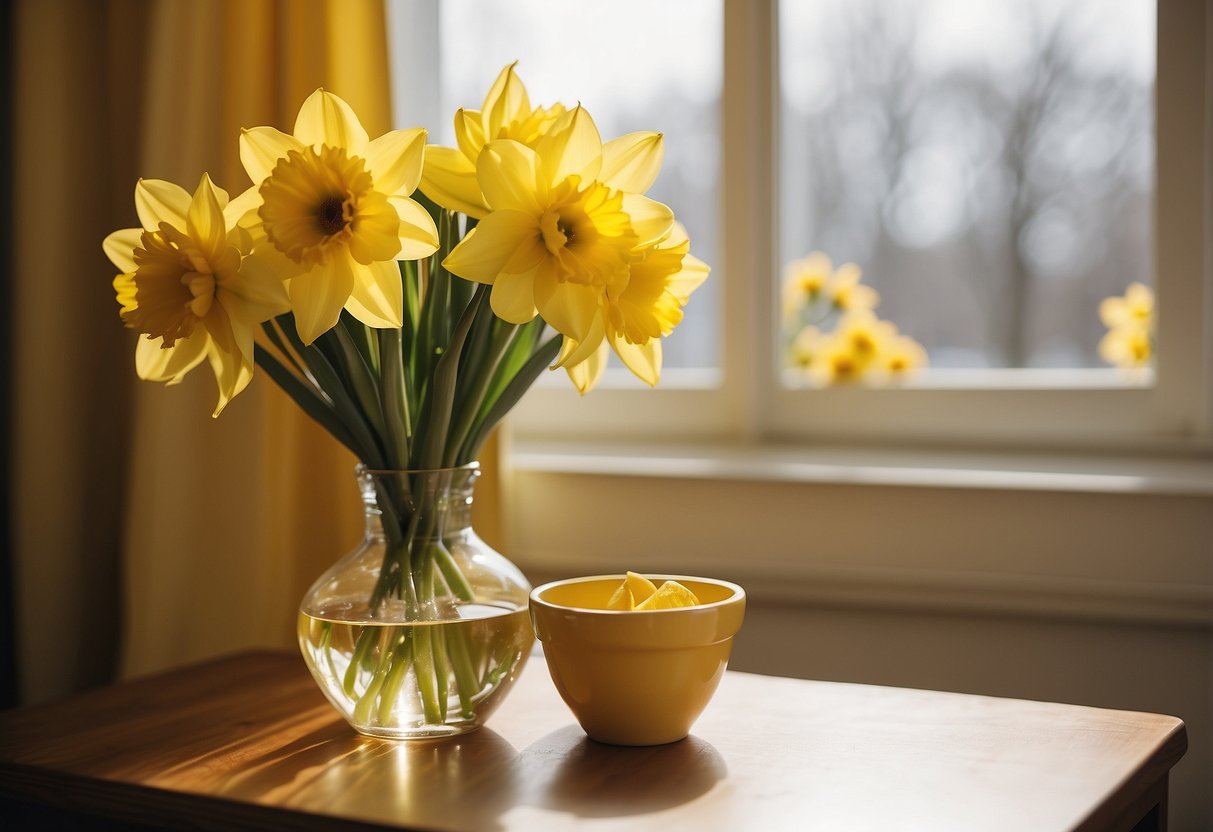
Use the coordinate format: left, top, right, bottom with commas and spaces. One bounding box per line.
519, 725, 727, 818
211, 717, 725, 828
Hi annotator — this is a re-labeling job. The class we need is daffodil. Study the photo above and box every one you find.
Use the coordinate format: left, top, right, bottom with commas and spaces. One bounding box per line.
814, 335, 868, 385
1100, 282, 1154, 331
807, 312, 900, 386
834, 310, 896, 367
1098, 283, 1154, 369
441, 106, 679, 351
881, 335, 929, 377
238, 89, 439, 344
420, 63, 574, 218
1100, 326, 1152, 368
103, 175, 290, 415
782, 252, 832, 323
558, 223, 710, 393
828, 261, 880, 311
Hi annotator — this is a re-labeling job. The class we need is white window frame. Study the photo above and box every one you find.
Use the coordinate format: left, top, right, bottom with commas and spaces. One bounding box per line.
507, 0, 1212, 452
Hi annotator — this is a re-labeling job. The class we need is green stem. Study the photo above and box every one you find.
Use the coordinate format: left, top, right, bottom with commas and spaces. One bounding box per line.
446, 627, 480, 719
418, 285, 487, 470
378, 328, 411, 468
330, 321, 387, 440
351, 628, 395, 725
343, 626, 378, 697
376, 629, 414, 725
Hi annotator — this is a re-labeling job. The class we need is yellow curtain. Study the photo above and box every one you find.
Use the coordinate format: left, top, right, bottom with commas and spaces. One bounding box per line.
12, 0, 505, 700
119, 0, 391, 679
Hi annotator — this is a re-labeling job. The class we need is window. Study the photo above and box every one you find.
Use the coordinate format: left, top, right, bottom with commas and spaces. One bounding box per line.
779, 0, 1154, 372
389, 0, 1211, 449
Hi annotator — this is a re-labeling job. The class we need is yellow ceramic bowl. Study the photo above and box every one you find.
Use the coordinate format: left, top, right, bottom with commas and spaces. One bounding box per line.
529, 574, 746, 746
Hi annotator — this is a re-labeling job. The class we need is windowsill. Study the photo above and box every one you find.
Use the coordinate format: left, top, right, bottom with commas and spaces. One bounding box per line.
510, 439, 1213, 497
505, 439, 1213, 628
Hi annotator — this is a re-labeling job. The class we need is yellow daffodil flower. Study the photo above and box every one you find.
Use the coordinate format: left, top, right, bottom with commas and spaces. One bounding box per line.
238, 89, 439, 344
814, 334, 869, 385
103, 175, 290, 416
834, 310, 896, 366
808, 312, 900, 386
441, 106, 679, 349
828, 261, 880, 311
420, 62, 571, 218
782, 252, 833, 323
1100, 282, 1154, 331
559, 222, 710, 393
1098, 283, 1154, 369
882, 335, 929, 378
1100, 325, 1152, 368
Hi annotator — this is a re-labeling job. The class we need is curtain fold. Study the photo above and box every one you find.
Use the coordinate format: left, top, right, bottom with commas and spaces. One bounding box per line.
9, 0, 514, 700
120, 0, 393, 678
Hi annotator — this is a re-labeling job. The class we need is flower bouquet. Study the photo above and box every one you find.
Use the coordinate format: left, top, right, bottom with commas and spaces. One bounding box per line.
103, 64, 708, 737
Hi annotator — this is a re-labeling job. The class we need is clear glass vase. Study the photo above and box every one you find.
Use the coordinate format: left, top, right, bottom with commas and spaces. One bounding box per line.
298, 463, 533, 739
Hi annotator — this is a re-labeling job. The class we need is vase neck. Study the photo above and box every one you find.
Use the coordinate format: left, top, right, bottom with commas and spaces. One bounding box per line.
357, 465, 478, 540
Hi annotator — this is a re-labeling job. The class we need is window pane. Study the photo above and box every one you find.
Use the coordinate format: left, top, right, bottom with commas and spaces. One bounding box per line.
436, 0, 723, 370
778, 0, 1155, 374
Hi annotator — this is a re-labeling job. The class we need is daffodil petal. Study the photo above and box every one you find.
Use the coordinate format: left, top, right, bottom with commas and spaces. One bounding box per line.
288, 255, 356, 344
599, 131, 664, 193
187, 174, 227, 262
345, 259, 404, 329
489, 270, 539, 323
554, 315, 606, 369
294, 88, 369, 153
443, 210, 539, 283
135, 179, 190, 230
348, 191, 402, 265
667, 254, 711, 304
420, 145, 488, 218
483, 61, 531, 137
478, 140, 544, 214
565, 339, 609, 395
388, 196, 440, 259
534, 263, 600, 341
222, 249, 291, 321
223, 185, 263, 232
365, 127, 427, 196
622, 194, 675, 247
240, 127, 304, 185
135, 330, 208, 384
206, 341, 254, 417
103, 228, 142, 273
454, 108, 487, 161
534, 105, 603, 187
612, 334, 662, 387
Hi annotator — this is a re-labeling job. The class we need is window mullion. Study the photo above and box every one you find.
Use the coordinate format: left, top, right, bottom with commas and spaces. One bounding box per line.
722, 0, 777, 442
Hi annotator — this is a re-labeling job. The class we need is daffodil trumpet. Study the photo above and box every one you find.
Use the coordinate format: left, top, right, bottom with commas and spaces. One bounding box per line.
106, 70, 708, 736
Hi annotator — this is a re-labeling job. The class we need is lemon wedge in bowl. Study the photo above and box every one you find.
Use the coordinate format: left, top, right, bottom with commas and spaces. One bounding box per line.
606, 571, 699, 610
607, 571, 657, 609
635, 580, 700, 609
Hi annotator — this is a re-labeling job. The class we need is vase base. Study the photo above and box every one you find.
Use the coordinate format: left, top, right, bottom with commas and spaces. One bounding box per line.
351, 721, 483, 741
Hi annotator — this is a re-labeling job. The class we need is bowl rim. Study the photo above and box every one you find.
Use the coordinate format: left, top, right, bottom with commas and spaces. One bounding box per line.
529, 573, 745, 615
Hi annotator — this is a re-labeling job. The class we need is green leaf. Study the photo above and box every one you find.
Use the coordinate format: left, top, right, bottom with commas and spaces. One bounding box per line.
253, 343, 367, 460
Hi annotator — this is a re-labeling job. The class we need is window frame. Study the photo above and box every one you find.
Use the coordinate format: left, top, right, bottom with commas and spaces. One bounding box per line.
392, 0, 1212, 452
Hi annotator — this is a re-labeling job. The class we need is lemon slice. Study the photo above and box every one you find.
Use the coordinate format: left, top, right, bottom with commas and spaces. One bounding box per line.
634, 580, 700, 610
607, 571, 657, 610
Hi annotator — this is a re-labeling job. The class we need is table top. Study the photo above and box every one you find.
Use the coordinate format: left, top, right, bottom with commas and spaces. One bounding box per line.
0, 650, 1186, 832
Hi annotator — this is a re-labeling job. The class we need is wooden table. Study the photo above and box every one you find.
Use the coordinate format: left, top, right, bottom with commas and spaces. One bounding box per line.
0, 650, 1186, 831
